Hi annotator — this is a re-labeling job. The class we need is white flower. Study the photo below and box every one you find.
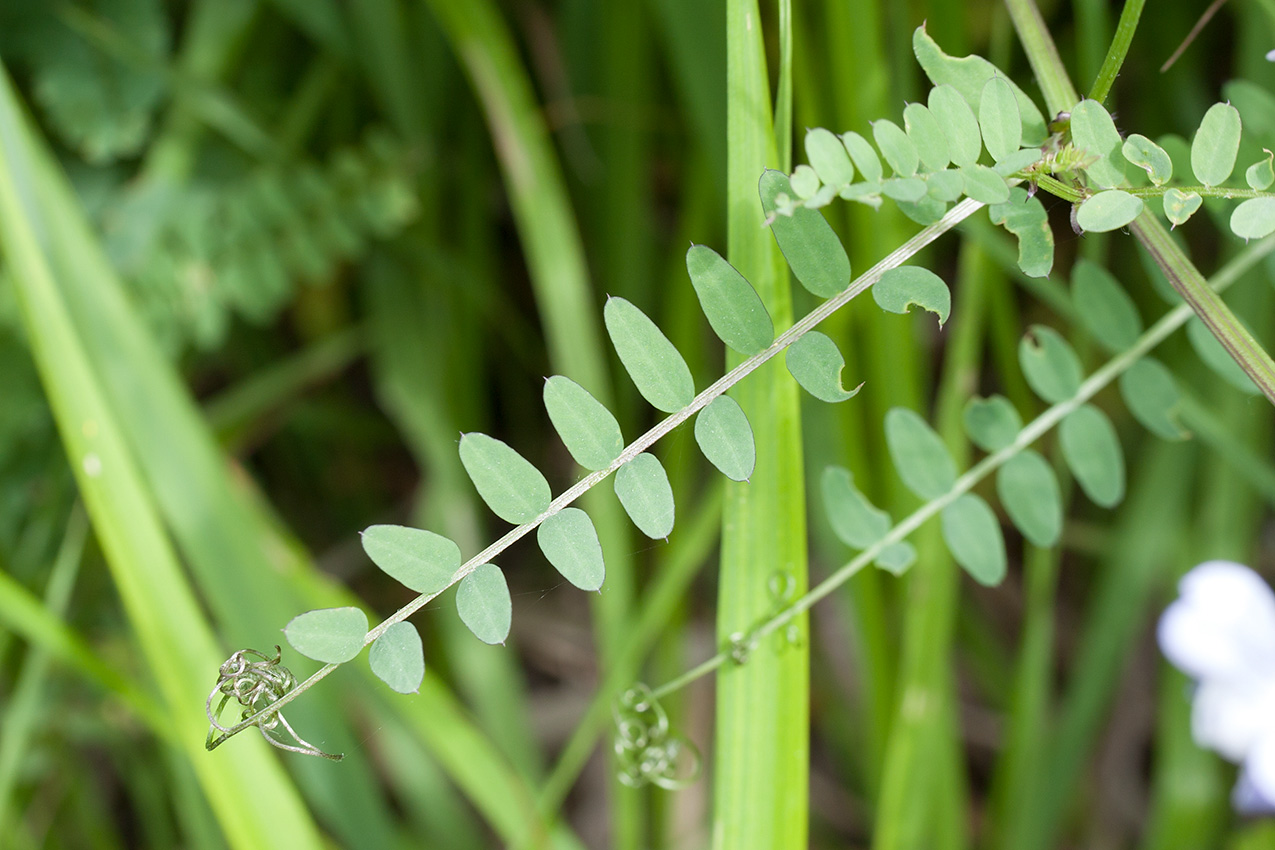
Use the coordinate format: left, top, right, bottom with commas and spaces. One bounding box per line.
1158, 560, 1275, 814
1268, 49, 1275, 61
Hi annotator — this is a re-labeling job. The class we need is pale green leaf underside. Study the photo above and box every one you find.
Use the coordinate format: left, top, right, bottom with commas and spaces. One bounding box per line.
821, 465, 891, 549
928, 84, 981, 167
941, 493, 1007, 586
842, 130, 884, 183
1231, 197, 1275, 240
604, 296, 695, 413
790, 165, 820, 199
989, 188, 1053, 278
459, 432, 552, 525
1070, 99, 1127, 188
760, 169, 852, 298
614, 452, 675, 539
537, 507, 606, 591
873, 118, 919, 177
543, 375, 624, 471
960, 165, 1011, 205
1071, 259, 1142, 351
686, 244, 774, 355
885, 407, 958, 500
1186, 317, 1261, 395
903, 102, 950, 171
873, 265, 951, 327
369, 621, 425, 694
926, 170, 965, 202
1077, 190, 1143, 233
805, 127, 856, 186
1163, 188, 1203, 227
996, 450, 1062, 547
1119, 357, 1189, 441
1191, 102, 1241, 187
963, 395, 1022, 452
285, 606, 368, 663
1122, 134, 1172, 185
785, 331, 861, 403
882, 177, 927, 202
1060, 404, 1125, 507
1245, 153, 1274, 191
456, 563, 512, 645
978, 76, 1022, 164
1019, 325, 1083, 404
694, 395, 756, 482
361, 524, 461, 594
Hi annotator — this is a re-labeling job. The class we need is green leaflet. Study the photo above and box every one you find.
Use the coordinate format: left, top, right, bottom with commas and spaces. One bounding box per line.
1231, 197, 1275, 240
1186, 317, 1260, 395
960, 165, 1010, 205
820, 466, 891, 549
1019, 325, 1083, 404
458, 432, 552, 525
685, 244, 774, 356
1163, 188, 1202, 228
285, 607, 369, 663
978, 76, 1022, 164
543, 375, 624, 471
1119, 358, 1188, 441
927, 84, 981, 167
841, 131, 883, 183
604, 295, 696, 413
1245, 152, 1274, 190
536, 507, 606, 591
991, 147, 1043, 177
1191, 103, 1242, 187
988, 187, 1054, 278
361, 524, 462, 594
872, 118, 920, 177
1122, 134, 1173, 185
805, 127, 855, 186
369, 622, 425, 694
881, 177, 928, 202
963, 395, 1022, 452
1076, 190, 1143, 233
926, 170, 966, 202
456, 563, 512, 645
996, 450, 1062, 547
694, 395, 756, 482
885, 407, 957, 500
1070, 99, 1128, 188
789, 165, 821, 199
895, 196, 948, 226
785, 331, 861, 403
873, 266, 951, 327
874, 543, 917, 575
1071, 259, 1142, 351
1059, 405, 1125, 507
614, 452, 675, 539
902, 103, 950, 171
759, 169, 852, 298
940, 494, 1006, 586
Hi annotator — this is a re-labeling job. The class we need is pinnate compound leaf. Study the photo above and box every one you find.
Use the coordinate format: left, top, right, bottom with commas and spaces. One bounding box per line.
285, 607, 368, 663
1186, 317, 1260, 395
544, 376, 624, 471
1076, 190, 1143, 233
1070, 99, 1128, 188
694, 396, 756, 482
979, 77, 1022, 163
928, 84, 982, 167
960, 165, 1011, 204
537, 507, 605, 591
1060, 405, 1125, 507
1191, 103, 1242, 187
996, 451, 1062, 547
874, 266, 951, 327
615, 453, 675, 539
456, 564, 511, 645
789, 165, 821, 199
875, 542, 917, 575
805, 128, 856, 186
885, 407, 957, 500
369, 622, 425, 694
1245, 152, 1274, 190
1019, 325, 1083, 404
1119, 358, 1188, 440
941, 494, 1007, 586
821, 466, 891, 549
1071, 259, 1142, 351
1230, 198, 1275, 240
873, 119, 919, 177
459, 433, 551, 524
361, 524, 461, 594
903, 103, 951, 171
604, 296, 695, 413
686, 245, 774, 355
963, 395, 1022, 452
1122, 134, 1173, 185
841, 131, 884, 183
989, 188, 1053, 278
1163, 188, 1203, 228
759, 170, 852, 297
785, 332, 862, 403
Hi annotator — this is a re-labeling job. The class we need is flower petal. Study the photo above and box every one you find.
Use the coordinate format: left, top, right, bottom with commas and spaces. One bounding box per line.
1191, 678, 1275, 761
1158, 561, 1275, 682
1243, 729, 1275, 812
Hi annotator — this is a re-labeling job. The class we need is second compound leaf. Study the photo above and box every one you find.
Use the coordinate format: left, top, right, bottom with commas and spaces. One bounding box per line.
886, 407, 958, 500
1060, 405, 1126, 508
1119, 357, 1189, 441
963, 395, 1022, 452
1019, 325, 1083, 404
821, 465, 891, 549
996, 450, 1062, 547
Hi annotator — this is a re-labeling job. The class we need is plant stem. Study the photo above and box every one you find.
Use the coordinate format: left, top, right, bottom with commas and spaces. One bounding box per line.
1002, 0, 1079, 115
1088, 0, 1146, 104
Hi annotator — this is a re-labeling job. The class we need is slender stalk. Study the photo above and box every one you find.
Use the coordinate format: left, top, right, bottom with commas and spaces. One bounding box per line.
1087, 0, 1147, 104
1002, 0, 1079, 115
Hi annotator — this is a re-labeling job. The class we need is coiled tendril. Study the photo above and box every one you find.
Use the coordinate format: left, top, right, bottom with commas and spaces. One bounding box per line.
205, 646, 342, 761
612, 683, 700, 789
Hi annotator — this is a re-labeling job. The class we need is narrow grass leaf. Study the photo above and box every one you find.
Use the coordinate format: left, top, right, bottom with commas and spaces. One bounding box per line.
1186, 317, 1260, 394
686, 245, 774, 355
996, 450, 1062, 546
285, 607, 369, 663
1077, 190, 1143, 232
885, 407, 958, 499
694, 395, 756, 482
928, 84, 981, 166
1230, 197, 1275, 240
821, 466, 890, 548
536, 507, 605, 591
963, 395, 1022, 452
785, 332, 861, 403
989, 187, 1054, 277
1019, 325, 1084, 403
1190, 103, 1242, 187
456, 564, 511, 645
759, 169, 851, 297
873, 266, 951, 327
903, 103, 950, 171
614, 452, 675, 539
960, 165, 1010, 204
926, 170, 965, 202
1122, 134, 1173, 185
872, 118, 919, 177
1071, 259, 1142, 351
459, 433, 552, 524
1119, 358, 1188, 440
881, 177, 928, 201
790, 165, 820, 199
805, 127, 855, 186
543, 376, 624, 471
1245, 152, 1274, 190
979, 77, 1021, 163
874, 542, 916, 574
1060, 405, 1125, 507
841, 131, 883, 182
369, 622, 425, 694
1163, 188, 1203, 227
361, 524, 462, 594
941, 494, 1007, 585
1071, 99, 1128, 188
604, 296, 695, 413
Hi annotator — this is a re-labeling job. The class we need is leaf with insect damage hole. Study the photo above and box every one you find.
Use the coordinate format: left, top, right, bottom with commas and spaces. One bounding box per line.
785, 332, 862, 403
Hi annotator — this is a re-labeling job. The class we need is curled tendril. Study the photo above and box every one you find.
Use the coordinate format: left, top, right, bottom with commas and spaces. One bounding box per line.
205, 647, 342, 761
612, 684, 701, 790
